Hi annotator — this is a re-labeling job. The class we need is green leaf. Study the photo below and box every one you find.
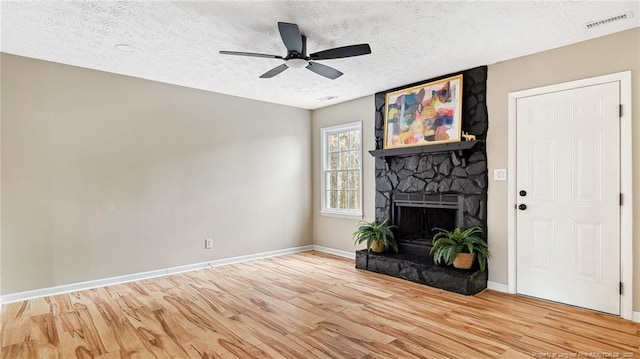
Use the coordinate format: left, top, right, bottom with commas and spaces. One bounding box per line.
352, 218, 397, 253
428, 226, 491, 271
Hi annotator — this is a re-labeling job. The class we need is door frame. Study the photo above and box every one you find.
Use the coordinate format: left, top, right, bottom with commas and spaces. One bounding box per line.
507, 71, 633, 320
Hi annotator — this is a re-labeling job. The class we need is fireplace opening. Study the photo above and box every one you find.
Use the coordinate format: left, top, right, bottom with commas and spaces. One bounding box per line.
395, 207, 458, 240
391, 193, 463, 243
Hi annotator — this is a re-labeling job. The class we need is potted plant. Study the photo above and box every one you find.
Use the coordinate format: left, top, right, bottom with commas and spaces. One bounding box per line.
430, 226, 491, 271
353, 218, 398, 253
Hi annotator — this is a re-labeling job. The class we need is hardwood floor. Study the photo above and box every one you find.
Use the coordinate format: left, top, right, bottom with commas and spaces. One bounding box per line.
1, 251, 639, 358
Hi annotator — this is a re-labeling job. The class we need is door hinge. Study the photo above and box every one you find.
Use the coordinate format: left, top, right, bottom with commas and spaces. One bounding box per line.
620, 193, 623, 206
619, 104, 623, 117
620, 282, 623, 295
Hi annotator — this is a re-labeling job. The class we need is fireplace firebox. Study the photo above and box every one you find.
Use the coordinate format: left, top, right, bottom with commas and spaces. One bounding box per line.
392, 193, 463, 242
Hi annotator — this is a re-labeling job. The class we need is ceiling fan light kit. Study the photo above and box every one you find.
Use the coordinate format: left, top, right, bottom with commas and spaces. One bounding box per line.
220, 22, 371, 79
285, 58, 308, 69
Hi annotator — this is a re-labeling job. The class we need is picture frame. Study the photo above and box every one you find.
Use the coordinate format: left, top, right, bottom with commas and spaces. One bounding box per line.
383, 74, 463, 149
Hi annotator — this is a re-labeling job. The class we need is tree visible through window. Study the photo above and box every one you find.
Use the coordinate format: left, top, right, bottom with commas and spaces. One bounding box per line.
321, 122, 362, 215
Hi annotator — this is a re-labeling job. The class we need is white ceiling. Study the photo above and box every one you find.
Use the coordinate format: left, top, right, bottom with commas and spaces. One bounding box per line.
1, 1, 638, 110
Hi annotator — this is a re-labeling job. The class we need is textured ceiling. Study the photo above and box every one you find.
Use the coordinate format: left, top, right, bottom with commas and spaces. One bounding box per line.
1, 1, 638, 110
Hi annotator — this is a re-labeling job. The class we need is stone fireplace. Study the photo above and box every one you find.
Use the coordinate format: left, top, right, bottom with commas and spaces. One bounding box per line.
355, 66, 489, 295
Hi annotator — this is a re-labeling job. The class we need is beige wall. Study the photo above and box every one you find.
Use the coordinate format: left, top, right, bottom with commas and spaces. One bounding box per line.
1, 54, 312, 294
311, 96, 375, 252
487, 27, 640, 309
312, 28, 640, 310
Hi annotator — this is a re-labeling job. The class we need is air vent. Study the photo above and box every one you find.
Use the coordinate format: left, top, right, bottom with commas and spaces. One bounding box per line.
585, 12, 633, 29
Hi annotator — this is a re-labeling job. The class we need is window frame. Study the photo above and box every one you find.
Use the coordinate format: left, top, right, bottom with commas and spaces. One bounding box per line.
320, 121, 363, 218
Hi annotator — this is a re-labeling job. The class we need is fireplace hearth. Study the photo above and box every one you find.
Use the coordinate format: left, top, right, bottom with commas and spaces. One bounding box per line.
355, 250, 488, 295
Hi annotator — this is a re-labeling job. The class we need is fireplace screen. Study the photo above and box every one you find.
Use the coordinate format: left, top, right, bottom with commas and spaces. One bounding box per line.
392, 193, 463, 242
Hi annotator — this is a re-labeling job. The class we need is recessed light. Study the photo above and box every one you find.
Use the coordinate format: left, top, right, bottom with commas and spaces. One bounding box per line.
115, 44, 135, 52
318, 96, 338, 101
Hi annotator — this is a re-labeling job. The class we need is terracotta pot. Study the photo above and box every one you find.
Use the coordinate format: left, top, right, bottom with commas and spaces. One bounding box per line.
453, 253, 475, 269
370, 241, 385, 253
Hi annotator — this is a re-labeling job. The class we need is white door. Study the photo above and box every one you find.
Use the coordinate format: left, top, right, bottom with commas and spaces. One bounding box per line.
516, 82, 620, 315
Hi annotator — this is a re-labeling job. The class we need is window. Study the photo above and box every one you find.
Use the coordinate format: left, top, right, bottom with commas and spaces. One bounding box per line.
321, 121, 362, 216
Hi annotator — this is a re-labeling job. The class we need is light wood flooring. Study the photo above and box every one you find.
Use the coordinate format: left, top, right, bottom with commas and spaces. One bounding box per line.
1, 251, 639, 358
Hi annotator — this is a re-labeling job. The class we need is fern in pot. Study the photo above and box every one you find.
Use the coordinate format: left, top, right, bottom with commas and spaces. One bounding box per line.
430, 226, 491, 271
353, 218, 398, 253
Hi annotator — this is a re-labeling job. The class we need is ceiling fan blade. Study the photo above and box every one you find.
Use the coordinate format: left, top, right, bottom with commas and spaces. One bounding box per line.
278, 22, 303, 54
306, 62, 343, 80
309, 44, 371, 60
219, 51, 283, 59
260, 64, 289, 78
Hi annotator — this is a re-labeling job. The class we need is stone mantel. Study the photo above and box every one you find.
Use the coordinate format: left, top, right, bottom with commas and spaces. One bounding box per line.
369, 140, 482, 166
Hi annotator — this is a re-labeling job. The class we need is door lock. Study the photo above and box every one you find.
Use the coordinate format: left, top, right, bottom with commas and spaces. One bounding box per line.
519, 190, 527, 197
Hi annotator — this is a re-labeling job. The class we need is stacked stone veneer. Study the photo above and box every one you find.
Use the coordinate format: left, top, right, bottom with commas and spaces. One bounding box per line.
373, 66, 489, 239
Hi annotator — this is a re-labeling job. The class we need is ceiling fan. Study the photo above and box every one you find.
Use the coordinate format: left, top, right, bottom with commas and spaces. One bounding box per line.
219, 22, 371, 80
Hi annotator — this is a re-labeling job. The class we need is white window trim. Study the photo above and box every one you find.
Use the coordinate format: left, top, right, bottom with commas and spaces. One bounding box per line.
320, 121, 363, 218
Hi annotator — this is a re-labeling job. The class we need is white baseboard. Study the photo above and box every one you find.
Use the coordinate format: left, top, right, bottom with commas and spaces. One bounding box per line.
0, 245, 313, 304
312, 245, 355, 259
487, 281, 509, 293
633, 311, 640, 323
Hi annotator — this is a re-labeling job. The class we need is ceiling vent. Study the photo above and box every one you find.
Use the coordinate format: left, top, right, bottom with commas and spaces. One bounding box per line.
584, 12, 633, 30
318, 95, 338, 101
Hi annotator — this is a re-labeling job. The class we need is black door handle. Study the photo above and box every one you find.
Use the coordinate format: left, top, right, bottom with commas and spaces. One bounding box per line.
518, 204, 527, 210
519, 190, 527, 197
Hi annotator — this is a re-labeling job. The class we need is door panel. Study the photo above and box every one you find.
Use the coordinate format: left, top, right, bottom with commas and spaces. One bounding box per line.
516, 82, 620, 315
530, 139, 555, 201
528, 218, 555, 274
571, 220, 603, 283
572, 134, 603, 202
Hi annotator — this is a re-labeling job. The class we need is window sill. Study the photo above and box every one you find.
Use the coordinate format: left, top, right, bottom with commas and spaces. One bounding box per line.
320, 211, 363, 220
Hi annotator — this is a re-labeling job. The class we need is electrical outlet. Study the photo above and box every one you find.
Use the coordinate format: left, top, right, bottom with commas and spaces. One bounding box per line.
205, 238, 213, 249
493, 169, 507, 181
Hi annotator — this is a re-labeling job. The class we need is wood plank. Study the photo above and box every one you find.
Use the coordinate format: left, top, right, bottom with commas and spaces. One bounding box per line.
2, 251, 639, 358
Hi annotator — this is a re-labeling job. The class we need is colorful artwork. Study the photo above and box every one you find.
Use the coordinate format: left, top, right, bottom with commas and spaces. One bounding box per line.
383, 74, 463, 149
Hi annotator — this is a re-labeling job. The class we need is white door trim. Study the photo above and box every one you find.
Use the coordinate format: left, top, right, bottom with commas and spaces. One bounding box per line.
507, 71, 633, 320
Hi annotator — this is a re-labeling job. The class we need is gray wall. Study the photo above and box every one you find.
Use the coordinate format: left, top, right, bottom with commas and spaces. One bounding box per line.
312, 28, 640, 310
1, 54, 312, 294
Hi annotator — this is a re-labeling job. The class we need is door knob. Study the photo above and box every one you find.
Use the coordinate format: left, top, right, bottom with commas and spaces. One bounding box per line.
519, 190, 527, 197
518, 204, 527, 210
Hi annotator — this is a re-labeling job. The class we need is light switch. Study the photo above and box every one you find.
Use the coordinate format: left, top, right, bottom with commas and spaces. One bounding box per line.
493, 169, 507, 181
